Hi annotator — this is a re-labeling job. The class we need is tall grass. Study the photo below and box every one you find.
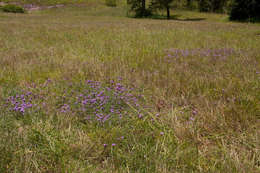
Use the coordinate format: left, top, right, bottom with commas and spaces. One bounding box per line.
0, 3, 259, 172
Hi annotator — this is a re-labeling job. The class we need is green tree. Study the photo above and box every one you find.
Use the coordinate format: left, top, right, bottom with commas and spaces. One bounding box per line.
198, 0, 228, 13
230, 0, 260, 21
186, 0, 193, 9
127, 0, 151, 17
150, 0, 174, 19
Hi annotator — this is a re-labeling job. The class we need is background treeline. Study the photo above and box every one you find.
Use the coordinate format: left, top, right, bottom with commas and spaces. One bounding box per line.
1, 0, 259, 21
126, 0, 260, 22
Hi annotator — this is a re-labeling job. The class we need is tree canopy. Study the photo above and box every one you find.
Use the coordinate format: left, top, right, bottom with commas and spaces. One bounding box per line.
127, 0, 260, 22
150, 0, 174, 19
230, 0, 260, 21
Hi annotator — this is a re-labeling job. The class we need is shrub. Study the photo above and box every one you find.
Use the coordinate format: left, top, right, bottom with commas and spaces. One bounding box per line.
106, 0, 117, 7
134, 8, 152, 17
2, 4, 25, 13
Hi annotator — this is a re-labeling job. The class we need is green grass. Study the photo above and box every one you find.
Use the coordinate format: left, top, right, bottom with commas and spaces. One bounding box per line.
0, 3, 259, 173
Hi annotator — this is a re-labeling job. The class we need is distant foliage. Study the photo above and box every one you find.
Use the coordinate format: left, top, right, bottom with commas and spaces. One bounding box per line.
2, 4, 25, 13
198, 0, 211, 12
198, 0, 228, 13
105, 0, 117, 7
127, 0, 152, 17
230, 0, 260, 21
186, 0, 196, 10
149, 0, 174, 19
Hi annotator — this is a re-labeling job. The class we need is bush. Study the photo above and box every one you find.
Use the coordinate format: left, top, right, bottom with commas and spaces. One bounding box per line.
2, 4, 25, 13
230, 0, 260, 22
105, 0, 117, 7
134, 8, 152, 17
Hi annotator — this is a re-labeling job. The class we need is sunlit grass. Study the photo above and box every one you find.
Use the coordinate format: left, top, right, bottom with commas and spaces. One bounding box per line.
0, 3, 259, 172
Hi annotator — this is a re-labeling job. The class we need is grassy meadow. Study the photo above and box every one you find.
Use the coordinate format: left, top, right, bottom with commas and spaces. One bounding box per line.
0, 1, 260, 172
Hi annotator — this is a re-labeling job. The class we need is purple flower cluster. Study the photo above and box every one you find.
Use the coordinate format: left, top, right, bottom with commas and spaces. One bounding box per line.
2, 79, 145, 123
61, 104, 70, 113
58, 80, 143, 123
4, 92, 34, 114
165, 48, 237, 62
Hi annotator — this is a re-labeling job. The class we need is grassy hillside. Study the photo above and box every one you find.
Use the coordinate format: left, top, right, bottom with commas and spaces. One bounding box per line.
0, 3, 259, 173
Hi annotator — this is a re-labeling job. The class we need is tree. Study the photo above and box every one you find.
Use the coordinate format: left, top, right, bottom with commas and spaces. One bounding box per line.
186, 0, 193, 9
150, 0, 174, 19
198, 0, 228, 13
198, 0, 211, 12
127, 0, 151, 17
230, 0, 260, 21
211, 0, 227, 12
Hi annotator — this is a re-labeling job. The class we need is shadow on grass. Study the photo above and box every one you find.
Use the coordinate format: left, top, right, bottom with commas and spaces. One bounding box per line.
130, 14, 206, 21
230, 18, 260, 24
150, 14, 206, 21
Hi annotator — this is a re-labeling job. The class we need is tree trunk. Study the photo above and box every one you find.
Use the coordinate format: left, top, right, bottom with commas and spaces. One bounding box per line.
167, 6, 170, 19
